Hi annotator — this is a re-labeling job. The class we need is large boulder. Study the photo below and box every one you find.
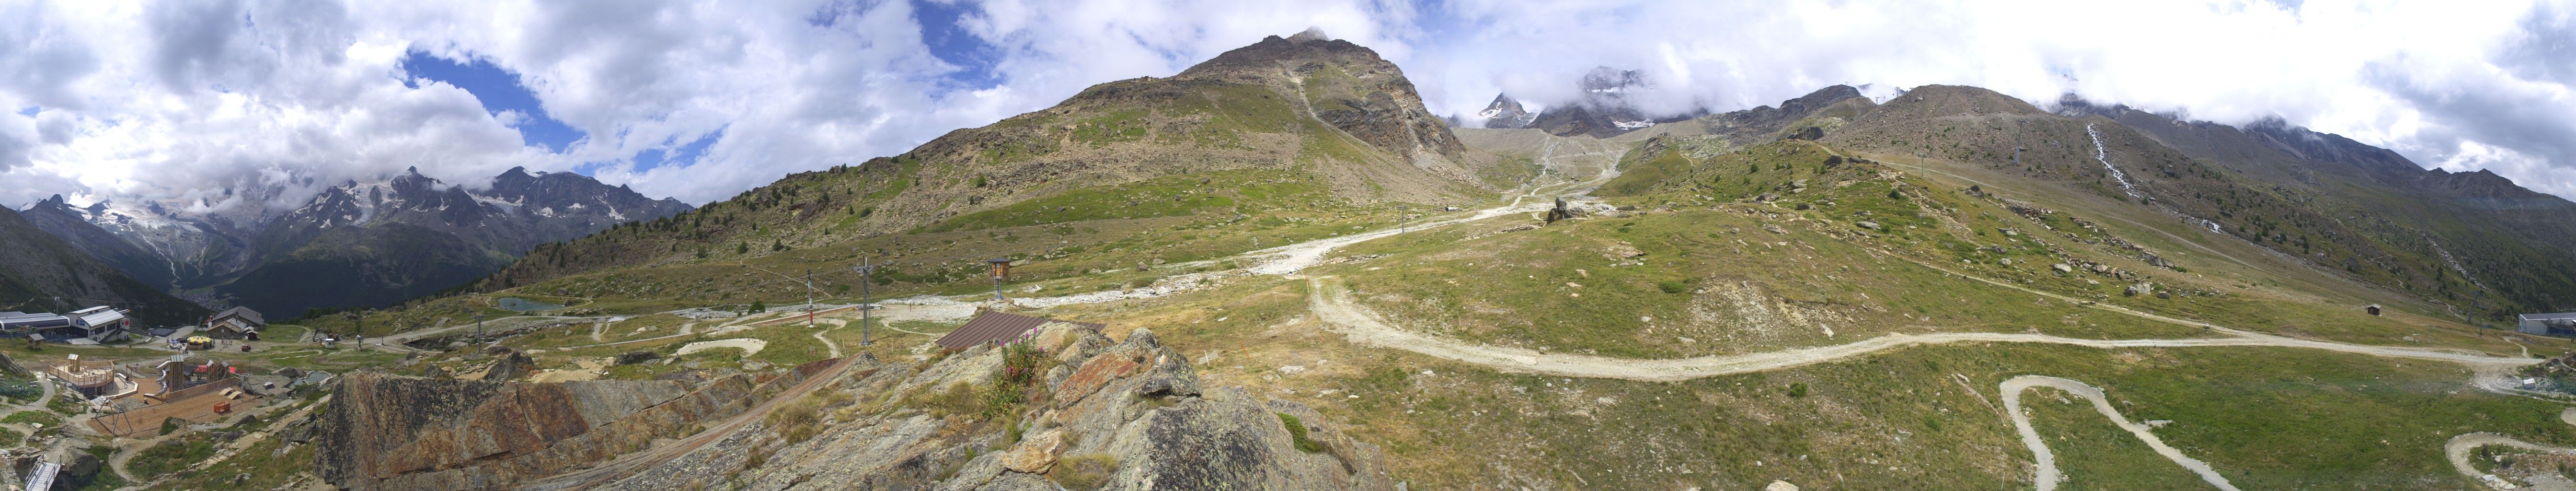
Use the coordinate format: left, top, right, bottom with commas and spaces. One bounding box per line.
2124, 281, 2155, 296
614, 351, 660, 365
483, 351, 537, 382
0, 351, 33, 379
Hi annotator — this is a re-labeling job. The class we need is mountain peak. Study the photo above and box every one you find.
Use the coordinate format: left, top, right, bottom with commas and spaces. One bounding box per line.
1172, 32, 1464, 160
1288, 26, 1330, 42
1480, 94, 1536, 129
1176, 32, 1381, 83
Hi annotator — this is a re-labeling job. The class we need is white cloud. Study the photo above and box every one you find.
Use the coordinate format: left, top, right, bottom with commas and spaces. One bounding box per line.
2, 0, 2573, 210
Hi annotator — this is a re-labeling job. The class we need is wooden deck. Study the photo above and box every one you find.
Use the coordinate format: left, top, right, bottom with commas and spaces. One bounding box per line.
88, 379, 258, 438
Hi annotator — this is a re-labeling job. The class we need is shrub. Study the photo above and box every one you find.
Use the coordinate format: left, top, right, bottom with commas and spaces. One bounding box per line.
920, 382, 982, 418
765, 392, 827, 443
1051, 453, 1119, 490
1276, 413, 1325, 453
0, 381, 41, 401
984, 340, 1052, 418
1, 410, 62, 428
128, 436, 217, 477
1656, 280, 1690, 294
1788, 382, 1809, 398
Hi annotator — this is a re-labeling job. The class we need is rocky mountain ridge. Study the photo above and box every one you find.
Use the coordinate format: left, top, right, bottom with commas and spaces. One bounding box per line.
1597, 81, 2576, 316
463, 30, 1506, 292
19, 167, 691, 316
0, 205, 208, 325
1489, 66, 1711, 138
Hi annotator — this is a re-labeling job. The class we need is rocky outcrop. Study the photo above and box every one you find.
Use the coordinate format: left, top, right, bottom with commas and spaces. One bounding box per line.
315, 373, 743, 491
483, 350, 537, 381
593, 325, 1393, 491
0, 351, 31, 380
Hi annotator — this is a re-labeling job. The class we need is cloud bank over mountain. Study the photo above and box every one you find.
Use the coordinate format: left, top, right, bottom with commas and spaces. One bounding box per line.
2, 0, 2571, 207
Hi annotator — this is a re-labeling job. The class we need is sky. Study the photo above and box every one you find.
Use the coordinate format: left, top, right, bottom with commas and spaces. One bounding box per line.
2, 0, 2572, 211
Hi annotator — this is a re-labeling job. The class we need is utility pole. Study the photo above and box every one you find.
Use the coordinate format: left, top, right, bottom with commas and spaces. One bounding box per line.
804, 269, 815, 328
853, 257, 878, 346
473, 313, 484, 343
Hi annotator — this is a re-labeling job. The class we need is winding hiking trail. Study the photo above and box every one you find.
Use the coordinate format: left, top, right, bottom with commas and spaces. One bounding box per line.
1307, 276, 2533, 382
2444, 408, 2576, 490
2002, 375, 2239, 491
812, 318, 845, 358
1242, 201, 1550, 276
673, 338, 767, 357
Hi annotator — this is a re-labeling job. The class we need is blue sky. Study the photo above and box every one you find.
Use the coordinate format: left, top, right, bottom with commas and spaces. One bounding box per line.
910, 0, 1005, 91
383, 0, 1006, 179
399, 52, 585, 153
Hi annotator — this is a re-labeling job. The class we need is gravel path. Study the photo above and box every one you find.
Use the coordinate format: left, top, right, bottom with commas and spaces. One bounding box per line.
2002, 375, 2240, 491
673, 339, 767, 357
1307, 276, 2534, 383
2443, 408, 2576, 491
1240, 201, 1550, 276
811, 319, 844, 359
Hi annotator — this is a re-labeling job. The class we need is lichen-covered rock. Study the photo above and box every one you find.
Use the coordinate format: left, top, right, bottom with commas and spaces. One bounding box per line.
314, 372, 751, 491
585, 328, 1391, 491
1000, 429, 1065, 473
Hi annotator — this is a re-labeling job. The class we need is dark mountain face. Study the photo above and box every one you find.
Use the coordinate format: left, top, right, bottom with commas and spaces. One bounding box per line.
1518, 66, 1710, 139
1678, 84, 1874, 143
1480, 94, 1536, 129
17, 195, 178, 287
23, 167, 692, 316
0, 206, 208, 326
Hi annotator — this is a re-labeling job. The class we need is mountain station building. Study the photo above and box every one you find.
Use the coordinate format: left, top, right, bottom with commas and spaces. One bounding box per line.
2519, 313, 2576, 337
0, 306, 134, 344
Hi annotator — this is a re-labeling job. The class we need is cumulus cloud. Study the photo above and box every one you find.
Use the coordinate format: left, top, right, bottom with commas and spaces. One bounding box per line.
2, 0, 2573, 210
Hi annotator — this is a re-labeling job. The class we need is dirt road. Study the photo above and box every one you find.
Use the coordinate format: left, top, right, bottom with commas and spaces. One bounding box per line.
2444, 407, 2576, 491
673, 338, 767, 357
1305, 276, 2533, 383
2002, 375, 2240, 491
1241, 201, 1551, 276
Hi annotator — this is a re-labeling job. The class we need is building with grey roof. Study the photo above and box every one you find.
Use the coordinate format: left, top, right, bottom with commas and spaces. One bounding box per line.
2519, 312, 2576, 337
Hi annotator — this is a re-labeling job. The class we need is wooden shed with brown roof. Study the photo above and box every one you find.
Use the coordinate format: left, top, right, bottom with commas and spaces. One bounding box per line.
935, 311, 1103, 351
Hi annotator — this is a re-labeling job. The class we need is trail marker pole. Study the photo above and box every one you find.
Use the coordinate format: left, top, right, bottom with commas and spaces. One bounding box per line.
804, 269, 815, 327
854, 258, 878, 346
